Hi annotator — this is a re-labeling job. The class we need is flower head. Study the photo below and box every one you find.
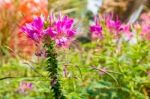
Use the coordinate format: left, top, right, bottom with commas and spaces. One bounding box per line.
21, 16, 44, 42
45, 13, 76, 47
21, 13, 77, 48
17, 81, 33, 93
105, 14, 122, 36
90, 16, 103, 39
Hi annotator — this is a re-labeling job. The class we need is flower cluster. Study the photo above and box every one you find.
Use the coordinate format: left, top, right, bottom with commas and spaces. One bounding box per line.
21, 13, 76, 47
90, 14, 134, 40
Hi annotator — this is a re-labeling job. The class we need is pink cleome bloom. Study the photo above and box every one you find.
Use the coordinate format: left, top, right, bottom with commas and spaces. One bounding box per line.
44, 13, 76, 47
21, 13, 76, 47
21, 16, 45, 42
105, 14, 122, 37
141, 24, 150, 40
120, 24, 133, 40
18, 81, 33, 93
140, 12, 150, 25
90, 16, 103, 39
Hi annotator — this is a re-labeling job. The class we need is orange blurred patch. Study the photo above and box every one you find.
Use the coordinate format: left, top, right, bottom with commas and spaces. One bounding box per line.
9, 30, 36, 59
19, 0, 48, 16
0, 0, 14, 10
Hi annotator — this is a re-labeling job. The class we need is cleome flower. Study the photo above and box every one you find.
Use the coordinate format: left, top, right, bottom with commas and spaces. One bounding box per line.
105, 14, 122, 37
21, 16, 45, 42
21, 13, 77, 47
90, 16, 103, 39
17, 81, 33, 93
44, 13, 76, 47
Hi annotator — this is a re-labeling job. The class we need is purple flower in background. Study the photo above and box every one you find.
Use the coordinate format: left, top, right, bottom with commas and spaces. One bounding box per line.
45, 13, 76, 47
120, 24, 133, 40
90, 16, 103, 39
141, 24, 150, 40
21, 16, 44, 42
17, 81, 33, 93
106, 19, 121, 31
105, 14, 122, 36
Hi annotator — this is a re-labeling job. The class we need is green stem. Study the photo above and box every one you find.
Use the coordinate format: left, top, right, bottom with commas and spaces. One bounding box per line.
45, 40, 65, 99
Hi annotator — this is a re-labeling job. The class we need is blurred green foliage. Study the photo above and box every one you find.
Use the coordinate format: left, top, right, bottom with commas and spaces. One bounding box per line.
1, 36, 150, 98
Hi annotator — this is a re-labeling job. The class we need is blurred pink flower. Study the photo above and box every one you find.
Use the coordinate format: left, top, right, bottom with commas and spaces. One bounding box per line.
18, 81, 33, 93
140, 12, 150, 25
105, 14, 122, 37
141, 24, 150, 40
90, 16, 103, 39
120, 24, 133, 40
